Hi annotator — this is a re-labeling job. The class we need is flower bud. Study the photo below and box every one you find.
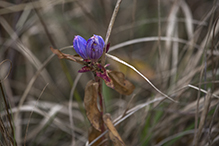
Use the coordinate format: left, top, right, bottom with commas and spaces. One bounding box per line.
73, 35, 88, 59
86, 35, 105, 61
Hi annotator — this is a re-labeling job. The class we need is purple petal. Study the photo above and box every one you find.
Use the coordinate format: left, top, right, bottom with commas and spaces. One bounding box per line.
86, 35, 105, 61
73, 35, 88, 59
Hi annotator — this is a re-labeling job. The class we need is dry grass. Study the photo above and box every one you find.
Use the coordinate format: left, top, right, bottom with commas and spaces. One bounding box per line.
1, 0, 219, 146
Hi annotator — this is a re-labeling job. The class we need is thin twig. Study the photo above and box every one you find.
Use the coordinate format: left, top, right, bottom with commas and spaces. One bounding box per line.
0, 0, 74, 15
194, 1, 217, 145
0, 59, 16, 146
208, 17, 219, 145
0, 117, 11, 146
75, 0, 95, 21
108, 37, 200, 53
14, 47, 71, 132
32, 2, 57, 49
88, 97, 164, 146
106, 53, 178, 103
197, 90, 212, 142
104, 0, 122, 47
155, 129, 209, 146
24, 83, 49, 146
157, 0, 163, 87
69, 73, 82, 146
101, 0, 122, 66
0, 59, 12, 82
121, 93, 137, 118
0, 82, 17, 146
93, 75, 105, 141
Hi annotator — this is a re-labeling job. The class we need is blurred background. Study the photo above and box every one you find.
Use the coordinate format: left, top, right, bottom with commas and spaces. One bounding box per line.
1, 0, 219, 145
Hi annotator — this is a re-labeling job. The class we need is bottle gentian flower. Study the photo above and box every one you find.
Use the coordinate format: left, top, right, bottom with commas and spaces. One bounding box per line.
73, 35, 105, 61
86, 35, 104, 61
73, 35, 88, 59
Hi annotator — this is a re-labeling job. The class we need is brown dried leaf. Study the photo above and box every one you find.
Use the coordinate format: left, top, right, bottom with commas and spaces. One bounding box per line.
50, 47, 84, 64
103, 114, 125, 146
108, 71, 135, 95
88, 126, 102, 146
84, 80, 101, 131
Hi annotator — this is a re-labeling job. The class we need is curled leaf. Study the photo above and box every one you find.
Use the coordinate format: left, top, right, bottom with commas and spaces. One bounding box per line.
0, 59, 12, 81
84, 80, 101, 131
50, 47, 84, 64
103, 113, 125, 146
108, 71, 135, 95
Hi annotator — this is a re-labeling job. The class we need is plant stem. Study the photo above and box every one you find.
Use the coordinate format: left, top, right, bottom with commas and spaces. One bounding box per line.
95, 76, 105, 132
101, 0, 122, 66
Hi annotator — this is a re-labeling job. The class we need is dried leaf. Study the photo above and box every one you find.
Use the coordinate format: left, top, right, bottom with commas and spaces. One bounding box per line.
84, 80, 101, 131
103, 114, 125, 146
108, 71, 135, 95
88, 126, 102, 146
50, 47, 84, 64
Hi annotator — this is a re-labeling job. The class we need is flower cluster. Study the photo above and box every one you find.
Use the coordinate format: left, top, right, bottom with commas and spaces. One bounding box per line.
51, 34, 135, 92
73, 35, 105, 62
51, 32, 135, 145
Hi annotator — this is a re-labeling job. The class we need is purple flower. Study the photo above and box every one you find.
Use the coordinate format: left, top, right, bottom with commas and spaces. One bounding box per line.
73, 35, 105, 61
86, 35, 104, 61
73, 35, 88, 59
